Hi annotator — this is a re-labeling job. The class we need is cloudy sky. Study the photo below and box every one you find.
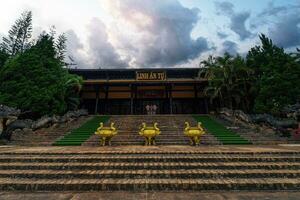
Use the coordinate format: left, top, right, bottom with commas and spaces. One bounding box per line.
0, 0, 299, 68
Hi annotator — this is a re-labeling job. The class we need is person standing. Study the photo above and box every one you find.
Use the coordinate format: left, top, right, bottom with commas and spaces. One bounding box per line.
146, 105, 150, 115
153, 104, 158, 115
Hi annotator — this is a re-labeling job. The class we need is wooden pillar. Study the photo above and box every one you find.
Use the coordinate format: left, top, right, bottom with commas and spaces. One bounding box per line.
194, 84, 198, 114
134, 85, 138, 114
130, 84, 134, 115
104, 85, 109, 114
205, 98, 209, 114
169, 84, 173, 114
94, 85, 100, 114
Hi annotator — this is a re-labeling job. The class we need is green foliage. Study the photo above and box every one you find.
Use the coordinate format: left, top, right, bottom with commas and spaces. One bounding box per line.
64, 74, 83, 111
0, 49, 9, 68
55, 33, 67, 62
1, 11, 33, 56
201, 53, 254, 111
0, 34, 82, 117
202, 34, 300, 115
247, 34, 300, 114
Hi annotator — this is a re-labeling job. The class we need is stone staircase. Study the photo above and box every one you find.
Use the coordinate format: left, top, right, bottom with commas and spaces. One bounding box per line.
83, 115, 220, 146
10, 116, 92, 146
0, 147, 300, 191
215, 116, 299, 145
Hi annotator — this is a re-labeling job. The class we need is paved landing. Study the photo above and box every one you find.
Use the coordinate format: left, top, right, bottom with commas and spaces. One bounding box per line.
1, 191, 300, 200
1, 145, 299, 153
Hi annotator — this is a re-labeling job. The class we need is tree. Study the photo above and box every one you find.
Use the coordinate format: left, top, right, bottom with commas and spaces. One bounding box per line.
290, 48, 300, 64
201, 53, 254, 112
0, 49, 9, 68
1, 11, 33, 56
64, 75, 83, 111
0, 33, 82, 117
55, 33, 67, 63
246, 34, 300, 114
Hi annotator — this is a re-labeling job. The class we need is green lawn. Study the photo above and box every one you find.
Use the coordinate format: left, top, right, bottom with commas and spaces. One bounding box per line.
193, 115, 252, 145
53, 116, 110, 146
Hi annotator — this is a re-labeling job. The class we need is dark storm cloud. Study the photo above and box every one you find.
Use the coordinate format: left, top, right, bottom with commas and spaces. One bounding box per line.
258, 1, 300, 18
269, 14, 300, 48
217, 31, 229, 39
258, 2, 287, 17
87, 18, 128, 68
65, 30, 87, 68
65, 0, 211, 68
221, 40, 238, 55
111, 0, 211, 67
256, 2, 300, 48
65, 19, 128, 69
215, 1, 252, 40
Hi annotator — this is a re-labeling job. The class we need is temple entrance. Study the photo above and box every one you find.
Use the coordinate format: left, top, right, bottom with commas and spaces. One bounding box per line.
143, 100, 159, 115
135, 99, 169, 115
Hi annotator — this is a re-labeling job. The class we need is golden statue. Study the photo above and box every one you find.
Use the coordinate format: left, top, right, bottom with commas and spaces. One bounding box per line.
95, 122, 118, 146
139, 122, 161, 146
184, 122, 205, 146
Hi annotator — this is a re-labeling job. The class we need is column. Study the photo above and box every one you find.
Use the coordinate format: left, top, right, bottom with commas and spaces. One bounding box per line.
130, 84, 134, 115
194, 84, 198, 114
94, 85, 100, 114
169, 84, 173, 114
104, 85, 109, 114
205, 98, 209, 114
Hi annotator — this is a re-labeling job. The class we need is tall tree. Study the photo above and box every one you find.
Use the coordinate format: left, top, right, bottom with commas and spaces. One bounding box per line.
1, 11, 33, 56
0, 48, 9, 68
246, 34, 300, 114
201, 53, 254, 112
55, 33, 67, 63
0, 33, 82, 118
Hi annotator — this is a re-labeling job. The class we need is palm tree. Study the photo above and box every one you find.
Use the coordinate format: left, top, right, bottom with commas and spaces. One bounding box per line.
201, 53, 254, 112
64, 75, 83, 111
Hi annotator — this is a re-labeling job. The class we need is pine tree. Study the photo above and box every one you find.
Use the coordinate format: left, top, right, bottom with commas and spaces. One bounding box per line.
1, 11, 33, 55
0, 48, 9, 68
55, 33, 67, 63
20, 11, 33, 52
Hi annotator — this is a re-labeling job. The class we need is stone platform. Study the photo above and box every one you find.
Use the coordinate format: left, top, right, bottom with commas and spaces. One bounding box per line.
1, 191, 300, 200
0, 145, 300, 192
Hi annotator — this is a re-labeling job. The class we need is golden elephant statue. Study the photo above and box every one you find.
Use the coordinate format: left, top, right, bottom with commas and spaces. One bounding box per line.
95, 122, 118, 146
139, 122, 161, 146
184, 122, 205, 146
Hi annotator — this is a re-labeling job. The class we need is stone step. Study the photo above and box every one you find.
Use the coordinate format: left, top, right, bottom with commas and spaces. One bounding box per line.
89, 137, 191, 140
0, 169, 299, 179
1, 155, 300, 162
94, 135, 192, 138
0, 162, 299, 170
85, 142, 218, 146
100, 115, 218, 146
0, 177, 299, 191
1, 151, 299, 156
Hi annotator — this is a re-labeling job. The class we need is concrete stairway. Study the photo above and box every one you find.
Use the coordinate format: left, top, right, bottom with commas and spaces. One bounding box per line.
0, 149, 300, 191
83, 115, 220, 146
11, 116, 92, 146
214, 116, 299, 145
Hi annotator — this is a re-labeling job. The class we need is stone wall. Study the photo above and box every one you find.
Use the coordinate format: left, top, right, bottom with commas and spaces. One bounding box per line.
0, 104, 88, 141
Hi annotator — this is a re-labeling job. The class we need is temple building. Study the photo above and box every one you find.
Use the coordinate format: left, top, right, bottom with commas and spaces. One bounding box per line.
70, 68, 209, 115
